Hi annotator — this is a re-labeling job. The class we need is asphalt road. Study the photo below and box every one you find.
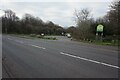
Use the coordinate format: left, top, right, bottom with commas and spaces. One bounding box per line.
0, 34, 2, 79
2, 35, 119, 78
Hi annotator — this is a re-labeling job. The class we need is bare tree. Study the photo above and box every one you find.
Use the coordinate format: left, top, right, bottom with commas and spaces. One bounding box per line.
107, 0, 120, 35
74, 8, 93, 40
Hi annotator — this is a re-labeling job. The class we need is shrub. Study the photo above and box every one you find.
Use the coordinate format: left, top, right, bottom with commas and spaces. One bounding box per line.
30, 34, 36, 37
36, 35, 42, 38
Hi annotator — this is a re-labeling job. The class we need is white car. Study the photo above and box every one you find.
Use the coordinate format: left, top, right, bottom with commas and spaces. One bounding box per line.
41, 33, 44, 36
66, 33, 71, 38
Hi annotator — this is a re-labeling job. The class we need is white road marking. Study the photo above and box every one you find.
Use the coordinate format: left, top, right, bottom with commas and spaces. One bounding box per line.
15, 40, 24, 44
31, 45, 46, 49
60, 52, 120, 69
8, 38, 12, 40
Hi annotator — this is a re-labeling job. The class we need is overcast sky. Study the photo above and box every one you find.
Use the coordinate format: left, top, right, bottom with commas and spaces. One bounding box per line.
0, 0, 114, 27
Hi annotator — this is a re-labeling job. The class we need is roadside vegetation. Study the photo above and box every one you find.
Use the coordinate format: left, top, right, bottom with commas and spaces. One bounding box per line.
66, 1, 119, 46
9, 34, 57, 40
1, 0, 119, 46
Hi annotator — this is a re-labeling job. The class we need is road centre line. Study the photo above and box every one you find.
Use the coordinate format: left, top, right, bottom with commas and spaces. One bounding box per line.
7, 37, 46, 49
15, 40, 24, 44
8, 37, 24, 44
8, 38, 12, 40
31, 45, 46, 49
60, 52, 120, 69
7, 36, 118, 69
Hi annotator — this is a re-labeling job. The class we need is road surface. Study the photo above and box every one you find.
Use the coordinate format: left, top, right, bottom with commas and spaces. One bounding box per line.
0, 34, 2, 79
2, 35, 119, 78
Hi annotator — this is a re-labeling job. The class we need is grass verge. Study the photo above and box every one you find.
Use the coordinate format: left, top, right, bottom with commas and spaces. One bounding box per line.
9, 34, 57, 40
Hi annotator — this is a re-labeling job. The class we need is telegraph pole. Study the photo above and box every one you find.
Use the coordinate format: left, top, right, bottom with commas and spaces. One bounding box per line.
5, 10, 7, 34
0, 9, 7, 34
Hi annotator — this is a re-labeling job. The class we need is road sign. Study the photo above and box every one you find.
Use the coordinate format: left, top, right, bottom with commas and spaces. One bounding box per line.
96, 24, 104, 32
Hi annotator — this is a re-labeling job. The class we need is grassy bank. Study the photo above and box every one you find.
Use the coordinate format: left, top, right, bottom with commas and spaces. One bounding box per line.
9, 34, 57, 40
77, 39, 119, 46
7, 34, 119, 46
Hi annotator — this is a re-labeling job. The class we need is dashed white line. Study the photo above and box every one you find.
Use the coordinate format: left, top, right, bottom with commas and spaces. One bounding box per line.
15, 40, 24, 44
7, 37, 119, 69
8, 38, 12, 40
60, 52, 120, 69
31, 45, 46, 49
7, 38, 46, 50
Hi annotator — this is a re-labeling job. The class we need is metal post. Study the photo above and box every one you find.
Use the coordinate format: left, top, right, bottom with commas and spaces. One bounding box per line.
0, 9, 7, 34
101, 33, 103, 42
5, 11, 7, 34
96, 32, 98, 41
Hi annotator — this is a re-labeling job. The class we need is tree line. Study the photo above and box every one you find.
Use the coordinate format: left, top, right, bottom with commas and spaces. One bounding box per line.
66, 0, 119, 41
1, 0, 119, 41
1, 12, 65, 35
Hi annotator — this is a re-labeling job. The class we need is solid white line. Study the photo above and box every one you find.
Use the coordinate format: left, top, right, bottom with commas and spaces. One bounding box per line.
60, 52, 120, 69
31, 45, 46, 49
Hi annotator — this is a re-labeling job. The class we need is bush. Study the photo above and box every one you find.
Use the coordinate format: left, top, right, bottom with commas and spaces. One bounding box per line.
30, 34, 36, 37
36, 35, 42, 38
103, 36, 113, 42
53, 37, 57, 40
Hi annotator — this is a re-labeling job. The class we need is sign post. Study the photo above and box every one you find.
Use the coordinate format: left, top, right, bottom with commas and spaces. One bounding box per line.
96, 24, 104, 41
